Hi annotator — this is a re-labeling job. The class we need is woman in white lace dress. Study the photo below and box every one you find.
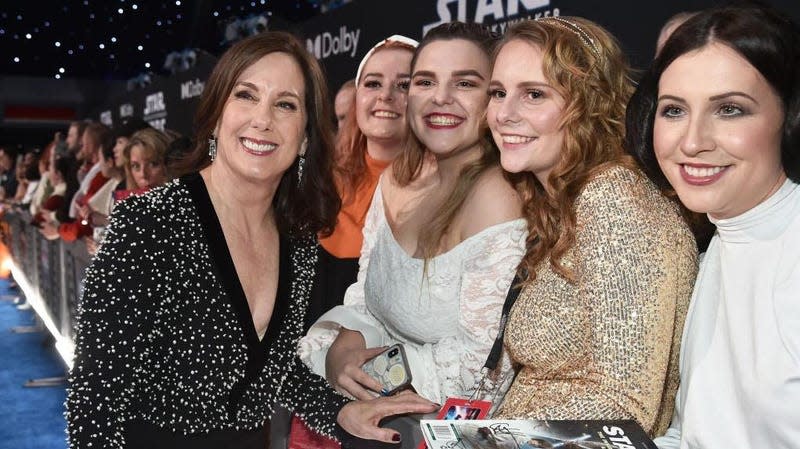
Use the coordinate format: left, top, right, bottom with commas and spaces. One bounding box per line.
301, 22, 526, 445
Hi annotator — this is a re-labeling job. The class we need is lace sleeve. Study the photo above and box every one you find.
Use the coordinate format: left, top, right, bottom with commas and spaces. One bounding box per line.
298, 180, 389, 371
341, 180, 384, 312
432, 220, 527, 403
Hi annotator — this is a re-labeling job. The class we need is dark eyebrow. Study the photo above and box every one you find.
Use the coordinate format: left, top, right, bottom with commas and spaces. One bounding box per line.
709, 91, 759, 104
235, 82, 301, 100
412, 70, 436, 79
361, 72, 384, 79
658, 91, 760, 105
452, 69, 485, 80
657, 94, 685, 103
413, 69, 486, 80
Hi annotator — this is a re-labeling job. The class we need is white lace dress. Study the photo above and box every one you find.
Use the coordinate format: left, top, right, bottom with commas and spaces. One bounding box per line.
299, 181, 527, 404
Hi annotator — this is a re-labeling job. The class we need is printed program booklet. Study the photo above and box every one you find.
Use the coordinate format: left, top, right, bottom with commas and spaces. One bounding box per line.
420, 419, 657, 449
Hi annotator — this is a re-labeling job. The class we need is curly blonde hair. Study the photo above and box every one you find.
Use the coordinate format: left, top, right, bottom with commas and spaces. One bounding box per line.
502, 17, 636, 283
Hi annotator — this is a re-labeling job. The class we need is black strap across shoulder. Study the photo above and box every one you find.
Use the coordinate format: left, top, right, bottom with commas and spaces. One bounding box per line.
483, 273, 523, 372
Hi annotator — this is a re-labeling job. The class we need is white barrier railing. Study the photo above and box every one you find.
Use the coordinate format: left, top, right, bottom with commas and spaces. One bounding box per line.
4, 209, 92, 370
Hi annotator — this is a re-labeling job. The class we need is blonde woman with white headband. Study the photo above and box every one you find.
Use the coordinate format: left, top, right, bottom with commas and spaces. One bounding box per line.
306, 34, 419, 332
288, 33, 419, 448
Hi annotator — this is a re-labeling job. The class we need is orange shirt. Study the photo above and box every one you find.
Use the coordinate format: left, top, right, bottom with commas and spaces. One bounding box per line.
320, 152, 390, 259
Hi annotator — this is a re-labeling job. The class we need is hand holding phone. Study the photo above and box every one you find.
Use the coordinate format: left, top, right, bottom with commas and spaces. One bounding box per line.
326, 329, 387, 400
361, 343, 413, 396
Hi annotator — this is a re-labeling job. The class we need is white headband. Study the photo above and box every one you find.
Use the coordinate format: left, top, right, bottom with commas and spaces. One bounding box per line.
355, 34, 419, 84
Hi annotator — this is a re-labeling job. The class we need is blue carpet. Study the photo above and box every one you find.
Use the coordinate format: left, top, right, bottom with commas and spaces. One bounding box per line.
0, 279, 68, 449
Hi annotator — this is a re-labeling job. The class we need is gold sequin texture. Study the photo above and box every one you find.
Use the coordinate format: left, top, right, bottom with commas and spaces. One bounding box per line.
497, 166, 697, 436
65, 176, 347, 449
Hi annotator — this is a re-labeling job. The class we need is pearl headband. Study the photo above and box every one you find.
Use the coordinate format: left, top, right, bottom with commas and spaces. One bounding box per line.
355, 34, 419, 84
537, 16, 601, 58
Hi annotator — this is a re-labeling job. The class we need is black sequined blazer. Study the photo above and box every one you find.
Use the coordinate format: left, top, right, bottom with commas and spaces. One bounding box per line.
66, 173, 348, 449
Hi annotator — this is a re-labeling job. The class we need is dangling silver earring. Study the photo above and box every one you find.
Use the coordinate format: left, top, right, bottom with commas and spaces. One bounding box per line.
297, 155, 305, 187
208, 137, 217, 161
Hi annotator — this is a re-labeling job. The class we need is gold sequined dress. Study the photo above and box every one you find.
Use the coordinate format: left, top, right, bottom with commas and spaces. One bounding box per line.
496, 165, 697, 436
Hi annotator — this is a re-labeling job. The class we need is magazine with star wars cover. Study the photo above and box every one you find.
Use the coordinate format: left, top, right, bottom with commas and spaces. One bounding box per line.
420, 419, 657, 449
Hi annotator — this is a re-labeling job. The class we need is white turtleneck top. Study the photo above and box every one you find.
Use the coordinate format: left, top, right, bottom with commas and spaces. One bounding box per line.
655, 179, 800, 449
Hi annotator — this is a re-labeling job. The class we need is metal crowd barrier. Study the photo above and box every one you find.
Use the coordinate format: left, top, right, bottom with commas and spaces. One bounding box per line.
4, 208, 92, 370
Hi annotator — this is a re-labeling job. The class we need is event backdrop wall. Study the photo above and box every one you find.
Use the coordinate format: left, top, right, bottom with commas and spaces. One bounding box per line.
290, 0, 800, 93
91, 51, 217, 137
92, 0, 800, 134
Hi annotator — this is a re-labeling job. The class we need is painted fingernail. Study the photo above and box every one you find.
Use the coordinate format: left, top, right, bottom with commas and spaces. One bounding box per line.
392, 434, 401, 442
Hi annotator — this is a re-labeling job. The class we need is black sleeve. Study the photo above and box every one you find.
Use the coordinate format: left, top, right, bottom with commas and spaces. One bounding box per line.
66, 199, 153, 449
278, 354, 350, 440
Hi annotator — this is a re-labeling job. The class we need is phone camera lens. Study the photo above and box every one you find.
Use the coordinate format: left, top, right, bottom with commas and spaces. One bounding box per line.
388, 348, 399, 358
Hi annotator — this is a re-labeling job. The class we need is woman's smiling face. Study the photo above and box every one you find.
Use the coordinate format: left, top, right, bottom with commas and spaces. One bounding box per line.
407, 38, 492, 159
487, 39, 565, 183
654, 42, 786, 219
355, 47, 413, 144
215, 51, 308, 185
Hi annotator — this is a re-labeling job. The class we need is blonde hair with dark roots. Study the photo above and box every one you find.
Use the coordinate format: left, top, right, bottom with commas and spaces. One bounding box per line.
504, 17, 636, 284
392, 21, 500, 260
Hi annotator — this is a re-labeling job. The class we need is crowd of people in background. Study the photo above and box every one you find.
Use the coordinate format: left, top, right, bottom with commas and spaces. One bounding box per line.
0, 119, 191, 255
1, 2, 798, 449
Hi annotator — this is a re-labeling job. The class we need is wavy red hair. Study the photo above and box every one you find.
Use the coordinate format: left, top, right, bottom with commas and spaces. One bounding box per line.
501, 17, 637, 283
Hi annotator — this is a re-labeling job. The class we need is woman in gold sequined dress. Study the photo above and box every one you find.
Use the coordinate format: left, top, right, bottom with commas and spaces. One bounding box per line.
485, 17, 698, 436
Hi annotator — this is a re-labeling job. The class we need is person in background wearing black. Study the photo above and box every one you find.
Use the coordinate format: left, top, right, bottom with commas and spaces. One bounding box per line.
0, 146, 19, 201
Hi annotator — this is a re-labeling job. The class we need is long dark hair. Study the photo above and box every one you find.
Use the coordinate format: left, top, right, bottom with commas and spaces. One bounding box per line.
625, 2, 800, 249
54, 156, 80, 223
175, 31, 340, 237
498, 17, 636, 284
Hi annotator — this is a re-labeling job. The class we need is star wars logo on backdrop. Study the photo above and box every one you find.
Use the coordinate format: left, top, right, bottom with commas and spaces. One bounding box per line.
143, 91, 167, 131
100, 111, 113, 127
306, 26, 361, 59
423, 0, 558, 34
120, 103, 134, 118
180, 79, 205, 100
